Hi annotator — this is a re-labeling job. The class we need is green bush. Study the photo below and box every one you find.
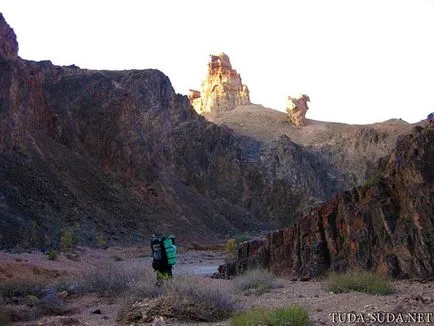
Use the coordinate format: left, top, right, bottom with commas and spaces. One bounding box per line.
59, 229, 74, 253
96, 233, 108, 249
47, 248, 57, 261
233, 269, 284, 295
231, 305, 309, 326
328, 271, 395, 295
234, 234, 250, 244
226, 239, 237, 258
226, 235, 251, 258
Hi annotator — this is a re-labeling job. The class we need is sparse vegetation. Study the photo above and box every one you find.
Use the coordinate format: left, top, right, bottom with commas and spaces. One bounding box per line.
78, 262, 140, 297
119, 275, 234, 323
364, 170, 384, 187
226, 239, 238, 258
233, 269, 285, 295
231, 305, 309, 326
59, 229, 75, 253
152, 276, 234, 322
0, 282, 71, 322
96, 233, 108, 249
47, 248, 57, 261
226, 234, 251, 258
234, 234, 250, 244
328, 271, 395, 295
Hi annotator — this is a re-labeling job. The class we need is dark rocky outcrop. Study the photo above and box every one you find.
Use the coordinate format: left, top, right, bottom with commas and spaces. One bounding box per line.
219, 121, 434, 279
0, 15, 305, 248
0, 13, 18, 59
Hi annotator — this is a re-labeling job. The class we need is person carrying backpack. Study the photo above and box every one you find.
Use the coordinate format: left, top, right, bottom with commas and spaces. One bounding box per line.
151, 233, 177, 284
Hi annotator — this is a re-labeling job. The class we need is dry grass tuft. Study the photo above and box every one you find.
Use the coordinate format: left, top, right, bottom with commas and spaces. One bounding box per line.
328, 270, 395, 295
233, 269, 285, 295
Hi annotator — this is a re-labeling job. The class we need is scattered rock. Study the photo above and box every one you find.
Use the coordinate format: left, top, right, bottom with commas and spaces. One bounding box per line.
92, 309, 102, 314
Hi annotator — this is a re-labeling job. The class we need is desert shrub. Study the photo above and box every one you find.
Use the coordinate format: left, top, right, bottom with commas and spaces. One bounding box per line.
233, 269, 284, 295
0, 281, 44, 299
36, 287, 70, 315
30, 220, 38, 247
227, 235, 251, 259
151, 275, 234, 322
47, 248, 57, 261
364, 170, 383, 187
96, 233, 108, 249
328, 271, 395, 295
231, 305, 309, 326
226, 239, 237, 258
128, 267, 164, 299
75, 262, 156, 298
234, 234, 250, 244
78, 263, 134, 297
59, 229, 74, 253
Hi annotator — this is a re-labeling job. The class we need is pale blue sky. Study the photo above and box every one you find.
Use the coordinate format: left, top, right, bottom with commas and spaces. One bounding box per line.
2, 0, 433, 124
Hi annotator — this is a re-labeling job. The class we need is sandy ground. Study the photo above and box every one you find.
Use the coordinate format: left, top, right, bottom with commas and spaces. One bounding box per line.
0, 247, 432, 326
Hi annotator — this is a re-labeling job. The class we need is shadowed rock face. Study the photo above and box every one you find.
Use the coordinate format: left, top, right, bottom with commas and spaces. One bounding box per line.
0, 16, 311, 248
219, 121, 434, 279
189, 53, 250, 118
0, 13, 18, 59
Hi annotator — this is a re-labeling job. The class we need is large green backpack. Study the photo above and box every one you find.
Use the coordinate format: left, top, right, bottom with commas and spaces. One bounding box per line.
163, 236, 177, 266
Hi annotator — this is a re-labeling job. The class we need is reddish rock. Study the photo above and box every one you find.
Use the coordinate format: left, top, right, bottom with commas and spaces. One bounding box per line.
219, 122, 434, 279
0, 13, 18, 59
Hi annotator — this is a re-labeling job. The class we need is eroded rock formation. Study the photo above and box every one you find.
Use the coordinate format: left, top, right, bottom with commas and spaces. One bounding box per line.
189, 53, 250, 118
286, 94, 310, 126
219, 121, 434, 279
0, 13, 18, 59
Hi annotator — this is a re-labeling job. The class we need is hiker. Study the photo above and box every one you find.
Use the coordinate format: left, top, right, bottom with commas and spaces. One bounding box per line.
151, 233, 177, 284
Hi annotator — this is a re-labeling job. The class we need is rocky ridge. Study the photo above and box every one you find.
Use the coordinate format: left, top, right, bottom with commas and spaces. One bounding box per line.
219, 120, 434, 279
189, 53, 250, 118
0, 15, 313, 248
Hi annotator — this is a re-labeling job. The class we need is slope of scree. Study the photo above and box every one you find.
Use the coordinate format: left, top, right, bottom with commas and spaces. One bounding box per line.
219, 120, 434, 279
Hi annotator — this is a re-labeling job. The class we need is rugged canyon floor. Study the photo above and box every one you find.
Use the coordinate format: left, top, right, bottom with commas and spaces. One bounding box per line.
0, 247, 432, 326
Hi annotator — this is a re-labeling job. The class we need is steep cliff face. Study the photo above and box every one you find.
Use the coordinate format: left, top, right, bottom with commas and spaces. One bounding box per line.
189, 53, 250, 118
219, 121, 434, 279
